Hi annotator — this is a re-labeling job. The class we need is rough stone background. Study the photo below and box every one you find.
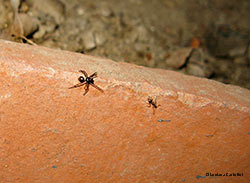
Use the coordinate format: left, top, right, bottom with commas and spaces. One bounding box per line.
0, 0, 250, 89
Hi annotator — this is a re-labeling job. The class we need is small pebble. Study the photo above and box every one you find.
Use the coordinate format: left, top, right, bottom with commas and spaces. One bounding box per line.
196, 175, 206, 179
81, 31, 96, 50
100, 7, 113, 17
166, 48, 192, 69
158, 119, 171, 122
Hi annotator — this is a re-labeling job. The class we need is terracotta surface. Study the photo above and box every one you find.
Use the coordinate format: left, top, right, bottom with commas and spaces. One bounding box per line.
0, 40, 249, 183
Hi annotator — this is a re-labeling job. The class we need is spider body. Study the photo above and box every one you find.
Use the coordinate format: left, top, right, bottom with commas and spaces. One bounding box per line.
78, 76, 85, 83
86, 76, 94, 84
69, 70, 104, 96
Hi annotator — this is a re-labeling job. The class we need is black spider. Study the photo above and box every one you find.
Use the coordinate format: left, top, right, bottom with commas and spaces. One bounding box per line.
69, 70, 104, 95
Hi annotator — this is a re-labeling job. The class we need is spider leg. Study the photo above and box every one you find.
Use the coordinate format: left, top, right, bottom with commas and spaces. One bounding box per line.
79, 70, 88, 77
68, 82, 86, 89
90, 83, 104, 93
83, 84, 90, 95
90, 72, 97, 78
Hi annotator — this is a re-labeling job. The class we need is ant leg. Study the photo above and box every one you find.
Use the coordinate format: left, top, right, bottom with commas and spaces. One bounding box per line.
155, 97, 161, 107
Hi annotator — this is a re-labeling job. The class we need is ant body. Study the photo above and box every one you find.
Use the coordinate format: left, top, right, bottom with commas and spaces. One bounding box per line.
69, 70, 104, 96
147, 96, 160, 114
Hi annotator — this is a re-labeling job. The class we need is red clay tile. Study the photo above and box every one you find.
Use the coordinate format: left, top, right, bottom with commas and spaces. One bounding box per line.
0, 40, 249, 183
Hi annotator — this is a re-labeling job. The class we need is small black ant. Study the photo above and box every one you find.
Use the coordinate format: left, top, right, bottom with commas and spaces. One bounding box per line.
69, 70, 104, 96
147, 96, 160, 114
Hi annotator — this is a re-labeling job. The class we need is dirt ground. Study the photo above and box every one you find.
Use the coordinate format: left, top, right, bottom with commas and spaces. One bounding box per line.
1, 0, 249, 89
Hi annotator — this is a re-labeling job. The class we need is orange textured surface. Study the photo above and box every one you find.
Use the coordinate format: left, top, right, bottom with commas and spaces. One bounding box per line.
0, 40, 250, 183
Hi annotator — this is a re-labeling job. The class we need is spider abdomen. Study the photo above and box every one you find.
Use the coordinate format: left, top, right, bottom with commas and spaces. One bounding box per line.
78, 76, 85, 83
